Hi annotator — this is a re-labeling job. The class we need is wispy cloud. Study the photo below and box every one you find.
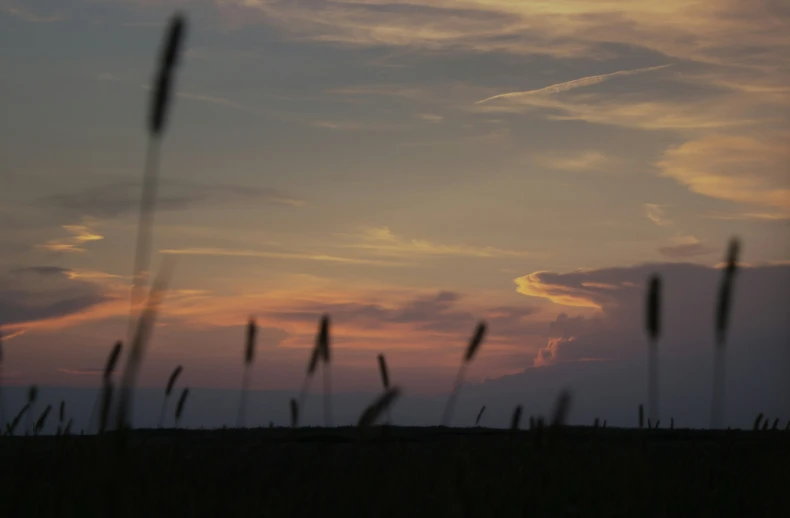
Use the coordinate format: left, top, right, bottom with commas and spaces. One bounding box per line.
309, 120, 408, 131
643, 204, 672, 227
704, 211, 790, 221
335, 227, 541, 259
657, 134, 790, 213
658, 235, 716, 259
533, 150, 616, 173
1, 4, 61, 23
159, 247, 408, 267
41, 179, 304, 219
36, 224, 104, 253
476, 65, 672, 104
416, 113, 444, 123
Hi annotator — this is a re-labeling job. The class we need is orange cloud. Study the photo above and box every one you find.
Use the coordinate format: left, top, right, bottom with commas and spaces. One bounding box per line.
514, 272, 602, 309
37, 224, 104, 253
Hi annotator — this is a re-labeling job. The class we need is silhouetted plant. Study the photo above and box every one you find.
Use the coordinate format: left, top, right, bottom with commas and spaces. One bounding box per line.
441, 322, 486, 426
175, 388, 190, 428
116, 261, 174, 432
358, 387, 400, 429
160, 365, 183, 428
238, 318, 256, 428
128, 13, 187, 340
510, 405, 522, 431
645, 274, 661, 424
711, 238, 740, 429
377, 353, 392, 424
475, 405, 486, 427
34, 404, 52, 436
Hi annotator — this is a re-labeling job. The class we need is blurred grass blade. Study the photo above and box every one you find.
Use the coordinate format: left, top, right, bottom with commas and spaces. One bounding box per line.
358, 387, 401, 428
117, 259, 175, 431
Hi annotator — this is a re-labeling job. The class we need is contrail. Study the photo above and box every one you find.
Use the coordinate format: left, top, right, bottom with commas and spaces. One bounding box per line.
475, 64, 671, 104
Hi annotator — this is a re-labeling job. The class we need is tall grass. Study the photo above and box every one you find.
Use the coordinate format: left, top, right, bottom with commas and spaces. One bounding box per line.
0, 330, 4, 429
128, 13, 187, 341
440, 322, 486, 426
34, 404, 52, 436
358, 387, 400, 429
237, 318, 256, 428
510, 405, 522, 431
175, 388, 189, 428
26, 385, 37, 436
711, 238, 740, 429
116, 260, 174, 431
377, 353, 393, 424
295, 315, 330, 427
475, 405, 486, 427
159, 365, 183, 428
645, 274, 661, 424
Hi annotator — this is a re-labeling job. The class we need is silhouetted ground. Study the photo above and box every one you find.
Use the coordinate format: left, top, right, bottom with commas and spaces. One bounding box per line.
1, 427, 787, 517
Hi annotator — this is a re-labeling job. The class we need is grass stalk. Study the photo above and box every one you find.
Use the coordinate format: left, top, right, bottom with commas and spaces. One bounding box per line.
711, 238, 740, 429
646, 274, 661, 425
441, 322, 486, 426
237, 318, 256, 428
160, 365, 183, 428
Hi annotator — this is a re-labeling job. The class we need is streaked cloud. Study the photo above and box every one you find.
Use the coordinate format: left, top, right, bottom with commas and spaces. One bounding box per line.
416, 113, 444, 123
1, 3, 62, 23
533, 150, 616, 173
36, 224, 104, 253
40, 179, 304, 219
159, 247, 408, 267
476, 65, 671, 104
658, 235, 716, 260
336, 226, 541, 259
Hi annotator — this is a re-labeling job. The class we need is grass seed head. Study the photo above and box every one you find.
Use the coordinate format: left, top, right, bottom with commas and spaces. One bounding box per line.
646, 274, 661, 341
464, 321, 486, 362
475, 405, 486, 426
290, 398, 299, 428
35, 404, 52, 434
245, 317, 257, 365
550, 390, 572, 428
104, 341, 123, 381
175, 387, 190, 422
318, 314, 330, 363
149, 14, 187, 136
377, 354, 390, 389
715, 237, 741, 347
510, 405, 522, 431
166, 365, 183, 396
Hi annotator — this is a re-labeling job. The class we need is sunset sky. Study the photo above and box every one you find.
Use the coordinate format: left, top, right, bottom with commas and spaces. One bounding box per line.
1, 0, 788, 430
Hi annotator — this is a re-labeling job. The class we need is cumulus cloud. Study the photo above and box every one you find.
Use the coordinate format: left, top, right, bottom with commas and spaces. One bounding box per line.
514, 261, 790, 366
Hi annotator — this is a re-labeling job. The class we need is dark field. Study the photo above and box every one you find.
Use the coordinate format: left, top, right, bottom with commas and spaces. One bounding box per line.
1, 426, 788, 517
